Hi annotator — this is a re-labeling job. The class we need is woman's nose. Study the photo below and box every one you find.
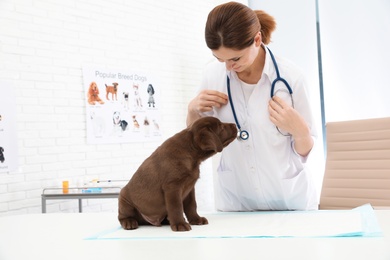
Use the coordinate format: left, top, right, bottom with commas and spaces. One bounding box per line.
225, 60, 235, 71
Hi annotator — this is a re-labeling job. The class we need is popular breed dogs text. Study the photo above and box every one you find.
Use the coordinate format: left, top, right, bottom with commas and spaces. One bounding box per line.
118, 117, 237, 231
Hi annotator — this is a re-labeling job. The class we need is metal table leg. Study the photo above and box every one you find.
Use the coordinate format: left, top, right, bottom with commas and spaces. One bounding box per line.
78, 199, 82, 213
42, 196, 46, 213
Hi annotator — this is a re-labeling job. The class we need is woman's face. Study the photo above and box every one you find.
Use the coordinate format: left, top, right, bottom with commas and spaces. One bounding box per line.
212, 33, 261, 73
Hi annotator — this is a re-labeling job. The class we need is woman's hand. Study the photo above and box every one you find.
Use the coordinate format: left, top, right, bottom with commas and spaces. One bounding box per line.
190, 90, 228, 113
268, 96, 313, 157
187, 90, 228, 126
268, 96, 306, 137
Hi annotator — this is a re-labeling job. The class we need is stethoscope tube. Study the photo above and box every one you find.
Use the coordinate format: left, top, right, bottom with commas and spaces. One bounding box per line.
227, 77, 249, 140
227, 47, 294, 140
268, 47, 293, 98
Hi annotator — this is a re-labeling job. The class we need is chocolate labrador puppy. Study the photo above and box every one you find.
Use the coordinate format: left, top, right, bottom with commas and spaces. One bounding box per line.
118, 117, 237, 231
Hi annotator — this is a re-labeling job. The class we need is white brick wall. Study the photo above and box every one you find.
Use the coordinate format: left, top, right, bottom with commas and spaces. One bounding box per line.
0, 0, 237, 216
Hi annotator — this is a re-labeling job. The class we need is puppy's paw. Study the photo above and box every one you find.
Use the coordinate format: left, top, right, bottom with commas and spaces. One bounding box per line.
170, 222, 192, 232
189, 216, 208, 226
120, 218, 139, 230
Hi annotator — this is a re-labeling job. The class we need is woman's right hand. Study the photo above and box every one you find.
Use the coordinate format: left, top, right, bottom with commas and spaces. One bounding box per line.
189, 90, 228, 113
186, 90, 228, 125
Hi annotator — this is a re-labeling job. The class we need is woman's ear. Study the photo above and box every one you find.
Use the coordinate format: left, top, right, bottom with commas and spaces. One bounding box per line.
255, 32, 262, 47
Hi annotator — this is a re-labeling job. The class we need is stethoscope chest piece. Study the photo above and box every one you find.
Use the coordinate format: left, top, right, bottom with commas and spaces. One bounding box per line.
238, 130, 249, 141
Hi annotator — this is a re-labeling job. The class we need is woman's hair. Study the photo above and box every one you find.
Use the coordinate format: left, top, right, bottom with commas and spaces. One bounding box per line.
205, 2, 276, 50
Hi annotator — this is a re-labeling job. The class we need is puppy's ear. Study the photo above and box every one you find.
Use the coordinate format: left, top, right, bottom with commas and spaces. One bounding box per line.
194, 128, 223, 152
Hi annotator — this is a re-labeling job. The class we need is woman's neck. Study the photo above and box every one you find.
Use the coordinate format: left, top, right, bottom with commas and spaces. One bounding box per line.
237, 45, 265, 84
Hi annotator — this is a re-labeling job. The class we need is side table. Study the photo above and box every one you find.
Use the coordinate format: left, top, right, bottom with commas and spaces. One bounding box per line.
41, 186, 121, 213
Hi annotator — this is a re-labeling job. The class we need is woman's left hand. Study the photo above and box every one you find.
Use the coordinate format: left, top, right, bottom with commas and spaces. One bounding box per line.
268, 96, 307, 137
268, 96, 313, 156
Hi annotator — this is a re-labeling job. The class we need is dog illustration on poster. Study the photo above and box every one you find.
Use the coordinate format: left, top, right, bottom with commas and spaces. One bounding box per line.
89, 111, 106, 137
87, 82, 105, 105
0, 147, 5, 163
122, 92, 130, 110
132, 115, 140, 131
133, 84, 143, 109
111, 111, 129, 137
147, 84, 155, 108
106, 83, 119, 101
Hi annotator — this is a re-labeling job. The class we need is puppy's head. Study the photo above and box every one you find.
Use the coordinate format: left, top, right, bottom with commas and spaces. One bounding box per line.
191, 117, 237, 154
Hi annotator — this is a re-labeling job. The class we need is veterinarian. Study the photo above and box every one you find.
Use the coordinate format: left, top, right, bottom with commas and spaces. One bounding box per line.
186, 2, 319, 211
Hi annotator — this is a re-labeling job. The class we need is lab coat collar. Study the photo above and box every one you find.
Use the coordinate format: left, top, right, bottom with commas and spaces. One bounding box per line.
262, 44, 275, 85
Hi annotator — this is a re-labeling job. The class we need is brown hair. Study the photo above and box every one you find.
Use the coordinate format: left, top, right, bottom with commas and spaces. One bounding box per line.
205, 2, 276, 50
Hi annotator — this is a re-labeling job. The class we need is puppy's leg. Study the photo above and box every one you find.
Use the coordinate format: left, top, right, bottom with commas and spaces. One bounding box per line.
164, 190, 191, 231
183, 189, 208, 226
118, 195, 141, 230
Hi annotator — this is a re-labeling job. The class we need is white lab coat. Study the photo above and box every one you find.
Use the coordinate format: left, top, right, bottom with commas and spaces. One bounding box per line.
199, 47, 319, 211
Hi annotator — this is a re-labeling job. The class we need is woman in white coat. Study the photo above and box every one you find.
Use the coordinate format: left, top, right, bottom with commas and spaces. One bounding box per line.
187, 2, 319, 211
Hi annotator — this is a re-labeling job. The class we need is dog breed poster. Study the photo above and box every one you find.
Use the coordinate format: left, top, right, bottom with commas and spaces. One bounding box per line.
82, 67, 162, 144
0, 81, 19, 173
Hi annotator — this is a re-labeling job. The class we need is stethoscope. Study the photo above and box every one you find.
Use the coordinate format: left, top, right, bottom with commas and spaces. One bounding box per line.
227, 47, 294, 141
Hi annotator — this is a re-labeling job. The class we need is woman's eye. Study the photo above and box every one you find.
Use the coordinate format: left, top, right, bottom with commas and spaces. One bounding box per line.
215, 57, 240, 62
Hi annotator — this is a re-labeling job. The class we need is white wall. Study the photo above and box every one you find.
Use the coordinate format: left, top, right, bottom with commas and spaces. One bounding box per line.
0, 0, 221, 216
319, 0, 390, 122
